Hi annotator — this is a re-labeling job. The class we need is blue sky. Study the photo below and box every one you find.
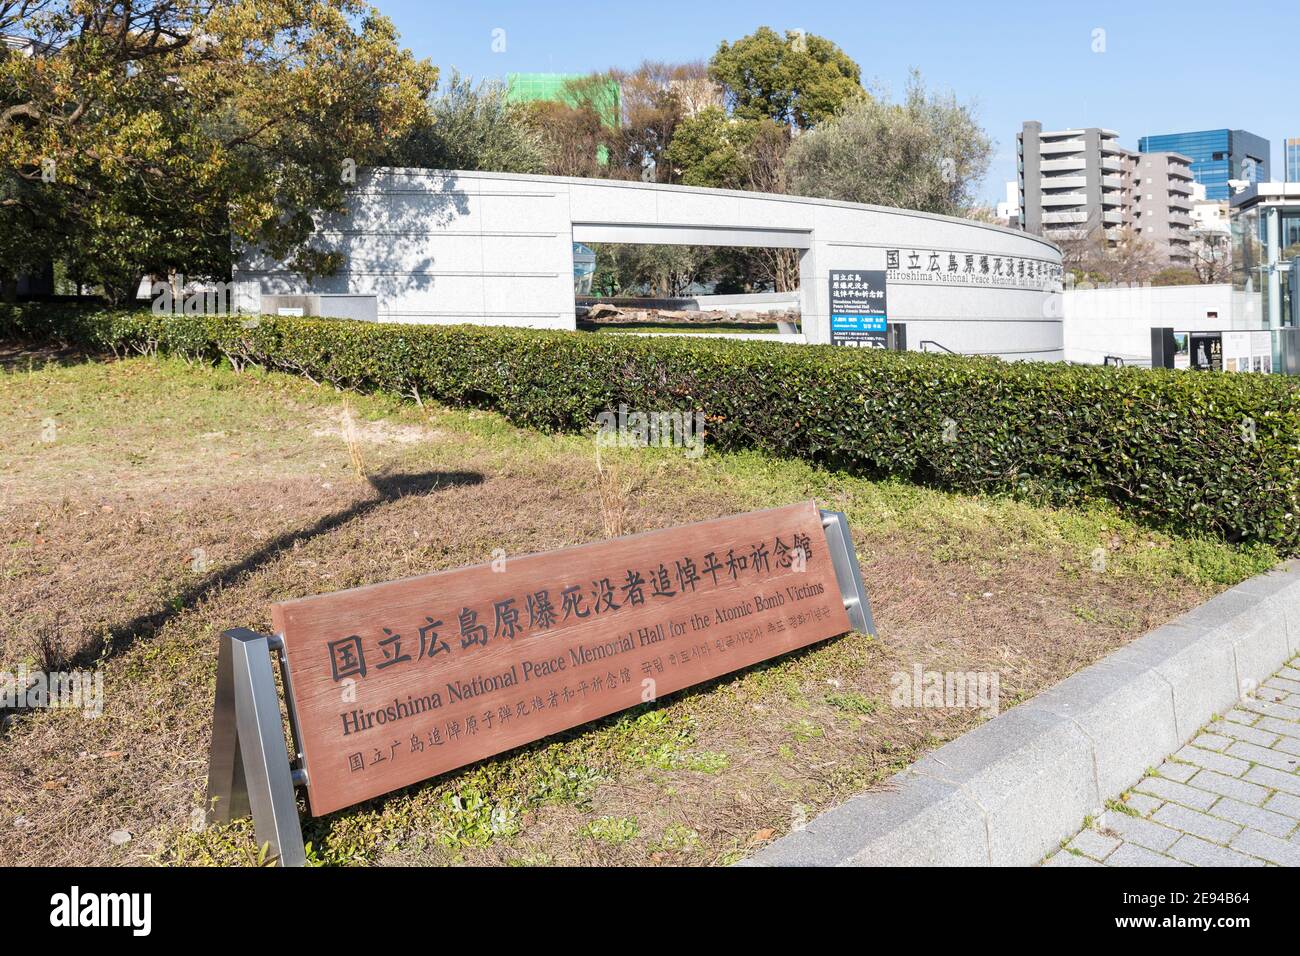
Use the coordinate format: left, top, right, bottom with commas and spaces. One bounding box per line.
374, 0, 1296, 204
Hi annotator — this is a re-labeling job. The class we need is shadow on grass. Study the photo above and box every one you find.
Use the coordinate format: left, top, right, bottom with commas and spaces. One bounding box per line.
0, 341, 101, 373
66, 468, 485, 670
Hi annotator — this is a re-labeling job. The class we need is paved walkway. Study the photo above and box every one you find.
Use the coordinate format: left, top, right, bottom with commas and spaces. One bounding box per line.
1045, 660, 1300, 867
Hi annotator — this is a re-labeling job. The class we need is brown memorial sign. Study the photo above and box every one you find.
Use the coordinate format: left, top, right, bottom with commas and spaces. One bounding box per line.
271, 500, 862, 816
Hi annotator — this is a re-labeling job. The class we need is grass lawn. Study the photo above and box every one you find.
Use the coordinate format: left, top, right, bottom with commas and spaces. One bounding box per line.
0, 345, 1277, 866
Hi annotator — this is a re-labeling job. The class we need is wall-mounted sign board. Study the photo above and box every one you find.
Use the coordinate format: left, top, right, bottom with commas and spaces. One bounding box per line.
206, 502, 873, 862
829, 269, 888, 349
1154, 328, 1276, 374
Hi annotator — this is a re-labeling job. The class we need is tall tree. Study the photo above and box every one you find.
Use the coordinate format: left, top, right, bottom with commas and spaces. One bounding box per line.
1190, 231, 1231, 284
784, 71, 992, 216
708, 26, 862, 130
610, 60, 709, 183
389, 71, 547, 174
1058, 224, 1164, 286
1, 0, 436, 302
662, 106, 748, 188
524, 73, 625, 179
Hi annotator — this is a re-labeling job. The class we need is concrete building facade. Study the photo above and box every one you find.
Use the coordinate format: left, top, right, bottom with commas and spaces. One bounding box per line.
1018, 121, 1195, 265
1062, 283, 1252, 366
234, 168, 1066, 360
995, 181, 1019, 228
1132, 152, 1196, 266
1018, 122, 1130, 242
1190, 181, 1230, 235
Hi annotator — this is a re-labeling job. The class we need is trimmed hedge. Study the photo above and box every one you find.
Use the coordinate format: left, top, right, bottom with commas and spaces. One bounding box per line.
4, 303, 1298, 554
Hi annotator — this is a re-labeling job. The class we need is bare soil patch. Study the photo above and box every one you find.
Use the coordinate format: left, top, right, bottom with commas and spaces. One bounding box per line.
0, 352, 1266, 866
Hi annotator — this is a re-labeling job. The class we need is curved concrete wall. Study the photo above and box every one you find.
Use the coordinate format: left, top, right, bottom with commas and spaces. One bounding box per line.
235, 168, 1065, 360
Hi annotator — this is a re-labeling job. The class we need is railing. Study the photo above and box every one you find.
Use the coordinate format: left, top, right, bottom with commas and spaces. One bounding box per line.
919, 340, 958, 354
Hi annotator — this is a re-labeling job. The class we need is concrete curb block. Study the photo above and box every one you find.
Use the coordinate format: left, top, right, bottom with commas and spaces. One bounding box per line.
743, 559, 1300, 867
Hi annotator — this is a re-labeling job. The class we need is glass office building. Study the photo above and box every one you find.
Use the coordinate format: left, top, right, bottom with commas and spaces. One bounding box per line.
1287, 138, 1300, 183
1139, 129, 1271, 201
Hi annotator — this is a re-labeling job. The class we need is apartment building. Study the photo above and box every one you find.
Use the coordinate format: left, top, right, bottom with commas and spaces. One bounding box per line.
1018, 122, 1132, 242
1132, 152, 1196, 265
1018, 121, 1194, 265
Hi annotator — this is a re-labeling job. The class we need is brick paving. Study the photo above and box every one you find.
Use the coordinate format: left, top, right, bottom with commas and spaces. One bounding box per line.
1045, 661, 1300, 867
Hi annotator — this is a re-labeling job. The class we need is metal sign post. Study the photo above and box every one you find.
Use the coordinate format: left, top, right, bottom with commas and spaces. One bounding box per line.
206, 628, 307, 867
820, 509, 875, 636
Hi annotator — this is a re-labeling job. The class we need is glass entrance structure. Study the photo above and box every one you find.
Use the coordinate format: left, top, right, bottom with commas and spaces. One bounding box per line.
1231, 183, 1300, 332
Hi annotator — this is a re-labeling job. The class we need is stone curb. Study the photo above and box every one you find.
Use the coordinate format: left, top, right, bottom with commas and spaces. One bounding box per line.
743, 559, 1300, 867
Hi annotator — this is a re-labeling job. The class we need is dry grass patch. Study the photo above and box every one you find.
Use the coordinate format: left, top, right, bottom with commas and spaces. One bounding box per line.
0, 351, 1277, 866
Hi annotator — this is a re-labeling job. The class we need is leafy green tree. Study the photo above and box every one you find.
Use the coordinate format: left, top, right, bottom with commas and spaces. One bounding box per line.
1, 0, 436, 302
592, 242, 716, 297
708, 27, 863, 130
784, 71, 991, 216
389, 71, 547, 174
662, 106, 749, 188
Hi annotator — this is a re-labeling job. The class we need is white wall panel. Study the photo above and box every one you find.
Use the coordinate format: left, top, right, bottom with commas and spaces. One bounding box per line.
235, 168, 1064, 359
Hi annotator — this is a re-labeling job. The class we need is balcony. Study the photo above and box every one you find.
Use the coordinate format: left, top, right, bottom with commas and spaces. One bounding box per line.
1043, 211, 1089, 225
1042, 174, 1086, 189
1040, 157, 1086, 172
1039, 138, 1086, 154
1041, 192, 1087, 207
1101, 157, 1123, 172
1102, 210, 1123, 225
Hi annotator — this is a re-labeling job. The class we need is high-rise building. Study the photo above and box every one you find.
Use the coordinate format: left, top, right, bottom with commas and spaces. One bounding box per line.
1137, 129, 1270, 201
1017, 121, 1193, 264
1018, 122, 1131, 242
1286, 138, 1300, 183
1132, 152, 1196, 266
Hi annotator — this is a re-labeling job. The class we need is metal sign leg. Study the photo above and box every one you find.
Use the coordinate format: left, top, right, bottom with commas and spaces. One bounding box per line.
206, 628, 307, 867
820, 509, 876, 636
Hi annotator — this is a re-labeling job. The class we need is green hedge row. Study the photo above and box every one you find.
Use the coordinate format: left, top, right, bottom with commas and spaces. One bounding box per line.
4, 303, 1298, 553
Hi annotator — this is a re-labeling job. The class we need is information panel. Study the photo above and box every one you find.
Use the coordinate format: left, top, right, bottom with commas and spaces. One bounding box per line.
829, 269, 888, 348
273, 501, 855, 815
